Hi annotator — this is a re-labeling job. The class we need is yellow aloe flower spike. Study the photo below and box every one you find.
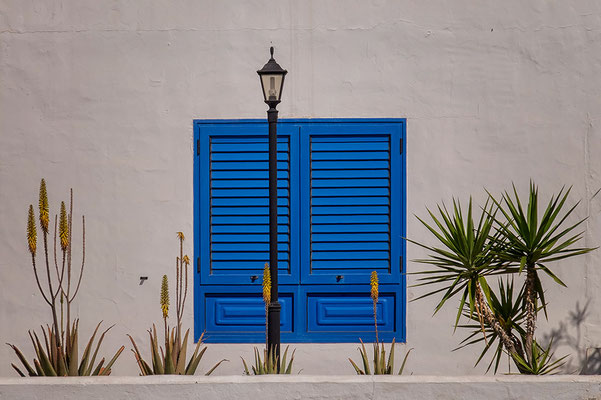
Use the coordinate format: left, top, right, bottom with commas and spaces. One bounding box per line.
27, 205, 37, 256
262, 263, 271, 305
38, 179, 49, 233
370, 271, 379, 303
59, 201, 69, 251
176, 232, 185, 241
160, 275, 169, 319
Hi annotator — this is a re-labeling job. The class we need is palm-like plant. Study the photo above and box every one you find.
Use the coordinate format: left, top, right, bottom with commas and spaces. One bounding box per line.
456, 278, 526, 373
411, 182, 595, 374
410, 198, 522, 359
489, 183, 593, 363
512, 339, 568, 375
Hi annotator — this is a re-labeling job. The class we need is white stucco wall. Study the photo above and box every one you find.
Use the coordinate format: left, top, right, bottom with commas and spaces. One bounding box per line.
1, 0, 600, 377
3, 375, 601, 400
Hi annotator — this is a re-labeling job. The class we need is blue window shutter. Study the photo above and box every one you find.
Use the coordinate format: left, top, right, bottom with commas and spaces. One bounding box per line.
300, 122, 403, 285
197, 122, 299, 285
194, 119, 406, 343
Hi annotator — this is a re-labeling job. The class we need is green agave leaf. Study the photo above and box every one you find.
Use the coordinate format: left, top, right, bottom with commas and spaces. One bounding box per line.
7, 344, 37, 376
91, 358, 105, 376
175, 329, 189, 374
164, 335, 175, 374
34, 332, 56, 376
99, 345, 124, 376
284, 349, 295, 374
348, 358, 364, 375
11, 363, 26, 377
359, 339, 371, 375
78, 321, 101, 376
241, 357, 250, 375
398, 348, 412, 375
204, 357, 227, 376
387, 339, 396, 374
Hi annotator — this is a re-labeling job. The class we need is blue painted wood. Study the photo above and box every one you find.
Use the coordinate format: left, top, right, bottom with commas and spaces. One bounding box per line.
205, 293, 293, 333
194, 119, 406, 343
197, 284, 404, 343
307, 293, 395, 333
196, 122, 299, 285
300, 122, 403, 285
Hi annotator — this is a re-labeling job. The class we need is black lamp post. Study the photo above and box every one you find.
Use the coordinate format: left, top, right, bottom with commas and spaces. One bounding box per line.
257, 46, 287, 367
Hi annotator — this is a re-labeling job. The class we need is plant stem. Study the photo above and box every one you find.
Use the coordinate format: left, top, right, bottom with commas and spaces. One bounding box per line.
524, 264, 537, 364
373, 299, 379, 344
475, 281, 524, 360
43, 231, 61, 350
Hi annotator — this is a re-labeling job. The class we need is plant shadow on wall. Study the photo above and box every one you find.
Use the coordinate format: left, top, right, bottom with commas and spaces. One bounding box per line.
128, 233, 227, 375
539, 300, 601, 375
7, 179, 124, 376
409, 181, 596, 374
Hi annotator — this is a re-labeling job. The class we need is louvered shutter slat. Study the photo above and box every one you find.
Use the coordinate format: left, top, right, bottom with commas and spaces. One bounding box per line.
198, 124, 299, 285
301, 123, 403, 284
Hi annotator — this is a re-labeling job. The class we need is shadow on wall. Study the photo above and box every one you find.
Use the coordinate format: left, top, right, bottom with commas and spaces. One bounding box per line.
541, 301, 601, 375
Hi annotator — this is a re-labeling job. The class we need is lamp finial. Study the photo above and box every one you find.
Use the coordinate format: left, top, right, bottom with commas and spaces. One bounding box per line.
270, 46, 274, 59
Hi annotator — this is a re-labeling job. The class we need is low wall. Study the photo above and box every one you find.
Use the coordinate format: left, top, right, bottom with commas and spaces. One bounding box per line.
1, 375, 601, 400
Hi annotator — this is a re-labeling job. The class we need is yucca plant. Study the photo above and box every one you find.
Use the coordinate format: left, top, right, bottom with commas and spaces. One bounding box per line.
242, 345, 295, 375
455, 278, 527, 373
511, 339, 568, 375
7, 179, 124, 376
411, 182, 595, 374
349, 271, 412, 375
241, 264, 296, 375
128, 233, 226, 375
489, 183, 593, 363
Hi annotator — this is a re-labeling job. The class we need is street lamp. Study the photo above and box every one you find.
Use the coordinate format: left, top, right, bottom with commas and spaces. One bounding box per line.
257, 46, 287, 368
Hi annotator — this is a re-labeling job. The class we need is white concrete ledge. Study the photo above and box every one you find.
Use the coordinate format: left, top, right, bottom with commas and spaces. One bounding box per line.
1, 375, 601, 400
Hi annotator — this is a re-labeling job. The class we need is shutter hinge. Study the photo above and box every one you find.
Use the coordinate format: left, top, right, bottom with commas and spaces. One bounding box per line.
400, 255, 403, 273
197, 139, 200, 156
197, 257, 200, 274
400, 138, 403, 155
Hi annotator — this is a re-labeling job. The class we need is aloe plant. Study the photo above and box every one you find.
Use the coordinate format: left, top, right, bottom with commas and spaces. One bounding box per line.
242, 345, 295, 375
349, 339, 412, 375
411, 182, 595, 374
128, 325, 223, 375
240, 266, 296, 374
349, 271, 412, 375
7, 179, 124, 376
128, 233, 226, 375
8, 321, 123, 376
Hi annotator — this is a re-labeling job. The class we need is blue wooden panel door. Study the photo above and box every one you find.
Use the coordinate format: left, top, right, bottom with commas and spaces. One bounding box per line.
197, 122, 300, 285
300, 122, 404, 285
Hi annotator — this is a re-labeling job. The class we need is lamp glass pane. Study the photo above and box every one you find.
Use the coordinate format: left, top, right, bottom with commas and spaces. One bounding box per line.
261, 74, 283, 101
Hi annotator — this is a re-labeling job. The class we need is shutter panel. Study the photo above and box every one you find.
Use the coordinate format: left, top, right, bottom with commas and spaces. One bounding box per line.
300, 123, 403, 284
198, 123, 299, 285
